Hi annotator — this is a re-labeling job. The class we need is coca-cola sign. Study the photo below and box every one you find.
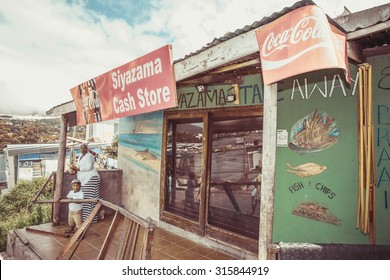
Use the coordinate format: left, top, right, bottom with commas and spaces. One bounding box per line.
256, 5, 350, 85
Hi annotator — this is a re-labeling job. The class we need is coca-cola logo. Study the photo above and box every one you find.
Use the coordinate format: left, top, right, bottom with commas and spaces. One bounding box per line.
261, 16, 328, 58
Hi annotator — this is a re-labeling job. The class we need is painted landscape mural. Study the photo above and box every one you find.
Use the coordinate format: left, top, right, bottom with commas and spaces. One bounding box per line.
119, 111, 162, 174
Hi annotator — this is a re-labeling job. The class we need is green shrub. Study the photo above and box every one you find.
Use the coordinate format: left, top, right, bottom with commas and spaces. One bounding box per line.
0, 178, 53, 252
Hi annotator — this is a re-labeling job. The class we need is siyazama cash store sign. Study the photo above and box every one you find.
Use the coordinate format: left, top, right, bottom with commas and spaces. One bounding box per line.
255, 5, 350, 85
70, 45, 177, 126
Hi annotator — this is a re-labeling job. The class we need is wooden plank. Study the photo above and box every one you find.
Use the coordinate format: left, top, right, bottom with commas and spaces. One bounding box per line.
116, 218, 140, 260
363, 45, 390, 58
34, 198, 98, 204
14, 229, 48, 260
258, 83, 277, 260
115, 218, 131, 259
97, 211, 122, 260
26, 227, 70, 238
56, 202, 102, 260
52, 114, 68, 225
142, 221, 155, 260
49, 101, 75, 116
174, 29, 259, 82
346, 41, 364, 64
347, 21, 390, 40
124, 220, 140, 259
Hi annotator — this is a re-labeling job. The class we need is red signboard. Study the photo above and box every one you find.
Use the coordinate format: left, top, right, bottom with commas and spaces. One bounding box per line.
255, 5, 350, 85
70, 45, 177, 125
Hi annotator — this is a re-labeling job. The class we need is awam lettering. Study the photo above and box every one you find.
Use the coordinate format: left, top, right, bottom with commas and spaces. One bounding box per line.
290, 72, 359, 100
177, 84, 264, 109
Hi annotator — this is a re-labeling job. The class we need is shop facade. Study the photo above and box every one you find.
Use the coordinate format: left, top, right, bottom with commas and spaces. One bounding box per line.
47, 1, 390, 259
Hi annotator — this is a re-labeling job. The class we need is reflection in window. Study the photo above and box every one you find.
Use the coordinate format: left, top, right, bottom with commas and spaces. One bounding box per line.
209, 116, 262, 239
165, 119, 203, 222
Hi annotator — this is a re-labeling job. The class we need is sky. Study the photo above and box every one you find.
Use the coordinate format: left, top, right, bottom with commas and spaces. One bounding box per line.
0, 0, 388, 115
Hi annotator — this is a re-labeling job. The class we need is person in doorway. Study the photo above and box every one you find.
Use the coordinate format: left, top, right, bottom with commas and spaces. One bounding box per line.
70, 143, 100, 223
65, 179, 84, 234
185, 171, 198, 211
250, 165, 262, 215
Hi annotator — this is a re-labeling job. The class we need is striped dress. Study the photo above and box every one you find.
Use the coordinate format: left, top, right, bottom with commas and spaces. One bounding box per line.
76, 152, 100, 223
81, 175, 100, 223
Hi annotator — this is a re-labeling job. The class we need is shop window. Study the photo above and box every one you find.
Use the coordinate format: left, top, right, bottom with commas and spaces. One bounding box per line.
164, 118, 203, 222
161, 107, 263, 248
208, 116, 262, 239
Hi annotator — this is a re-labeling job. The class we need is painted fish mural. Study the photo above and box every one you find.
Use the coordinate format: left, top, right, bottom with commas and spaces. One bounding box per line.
286, 162, 327, 178
135, 148, 157, 161
289, 109, 339, 153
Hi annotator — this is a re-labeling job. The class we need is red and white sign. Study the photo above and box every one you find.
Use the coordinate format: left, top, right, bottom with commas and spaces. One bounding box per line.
256, 5, 350, 85
70, 45, 177, 125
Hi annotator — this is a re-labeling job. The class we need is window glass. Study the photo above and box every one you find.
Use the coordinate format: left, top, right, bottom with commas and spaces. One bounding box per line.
209, 116, 262, 238
165, 119, 203, 222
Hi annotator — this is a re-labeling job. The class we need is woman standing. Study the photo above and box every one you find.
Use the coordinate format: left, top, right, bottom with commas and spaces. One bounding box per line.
70, 143, 100, 223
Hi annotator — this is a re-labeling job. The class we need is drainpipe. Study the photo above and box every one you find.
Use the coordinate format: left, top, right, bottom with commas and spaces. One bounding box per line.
258, 83, 277, 259
52, 113, 68, 225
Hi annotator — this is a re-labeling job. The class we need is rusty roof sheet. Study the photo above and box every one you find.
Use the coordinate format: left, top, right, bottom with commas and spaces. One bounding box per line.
334, 3, 390, 32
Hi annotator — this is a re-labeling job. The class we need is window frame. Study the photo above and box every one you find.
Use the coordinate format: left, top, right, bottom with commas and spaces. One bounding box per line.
160, 105, 263, 252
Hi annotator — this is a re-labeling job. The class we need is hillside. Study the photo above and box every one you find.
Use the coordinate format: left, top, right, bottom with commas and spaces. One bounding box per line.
0, 115, 85, 150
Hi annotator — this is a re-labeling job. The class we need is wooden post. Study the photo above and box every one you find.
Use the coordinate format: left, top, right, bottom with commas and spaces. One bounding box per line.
52, 114, 68, 225
258, 83, 277, 259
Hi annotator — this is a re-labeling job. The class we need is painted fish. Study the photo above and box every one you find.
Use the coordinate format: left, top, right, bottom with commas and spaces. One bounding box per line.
135, 148, 157, 161
286, 162, 327, 178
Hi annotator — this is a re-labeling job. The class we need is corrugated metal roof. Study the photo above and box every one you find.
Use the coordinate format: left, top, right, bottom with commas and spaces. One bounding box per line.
335, 3, 390, 51
175, 1, 390, 63
334, 3, 390, 32
174, 0, 316, 63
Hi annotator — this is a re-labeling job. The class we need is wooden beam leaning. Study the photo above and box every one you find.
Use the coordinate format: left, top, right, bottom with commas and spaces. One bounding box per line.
56, 202, 102, 260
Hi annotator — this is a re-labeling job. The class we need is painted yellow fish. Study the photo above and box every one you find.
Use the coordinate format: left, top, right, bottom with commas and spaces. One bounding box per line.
286, 162, 327, 178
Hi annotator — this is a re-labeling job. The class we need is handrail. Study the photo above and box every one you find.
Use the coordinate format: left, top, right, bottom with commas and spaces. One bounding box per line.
33, 198, 98, 204
31, 197, 154, 230
99, 199, 155, 229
